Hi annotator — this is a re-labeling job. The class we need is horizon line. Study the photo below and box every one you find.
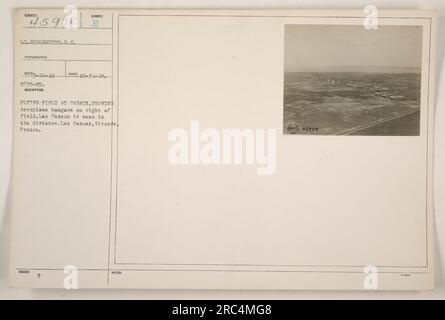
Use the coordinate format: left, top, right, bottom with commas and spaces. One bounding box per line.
286, 66, 421, 74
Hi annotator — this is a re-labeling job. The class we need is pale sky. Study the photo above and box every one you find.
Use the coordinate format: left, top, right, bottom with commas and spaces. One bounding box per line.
284, 25, 423, 73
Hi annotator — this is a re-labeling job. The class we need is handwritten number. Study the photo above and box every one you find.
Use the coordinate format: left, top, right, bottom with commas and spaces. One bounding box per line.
52, 17, 61, 28
40, 18, 49, 27
29, 17, 38, 27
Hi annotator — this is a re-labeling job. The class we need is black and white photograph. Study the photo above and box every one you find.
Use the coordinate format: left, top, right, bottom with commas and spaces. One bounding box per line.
0, 3, 443, 301
283, 25, 423, 136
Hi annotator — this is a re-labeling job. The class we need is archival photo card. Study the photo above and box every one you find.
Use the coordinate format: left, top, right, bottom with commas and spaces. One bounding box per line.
10, 9, 435, 290
283, 25, 423, 136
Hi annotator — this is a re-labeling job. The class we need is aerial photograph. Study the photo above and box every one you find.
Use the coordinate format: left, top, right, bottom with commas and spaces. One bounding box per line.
283, 25, 423, 136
